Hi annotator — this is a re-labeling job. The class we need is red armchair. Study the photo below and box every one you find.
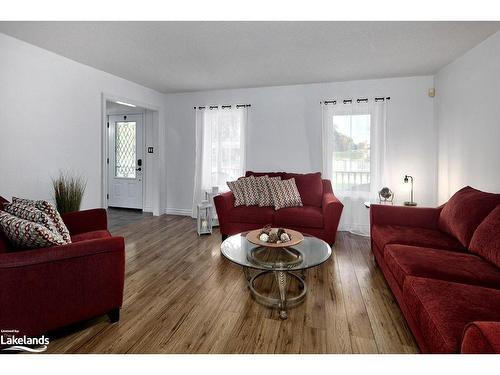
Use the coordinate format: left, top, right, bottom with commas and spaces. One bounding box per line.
370, 186, 500, 353
0, 199, 125, 340
214, 171, 343, 244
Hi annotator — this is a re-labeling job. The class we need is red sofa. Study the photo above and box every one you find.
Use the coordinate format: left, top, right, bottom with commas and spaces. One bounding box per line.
214, 171, 343, 245
370, 186, 500, 353
0, 196, 125, 341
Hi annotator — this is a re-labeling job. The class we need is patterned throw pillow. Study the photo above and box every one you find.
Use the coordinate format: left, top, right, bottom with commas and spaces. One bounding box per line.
12, 197, 71, 243
268, 178, 303, 210
227, 179, 247, 206
255, 176, 281, 207
0, 211, 67, 249
238, 176, 259, 206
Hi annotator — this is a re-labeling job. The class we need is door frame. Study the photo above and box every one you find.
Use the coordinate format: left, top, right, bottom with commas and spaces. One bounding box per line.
101, 93, 163, 215
107, 113, 145, 209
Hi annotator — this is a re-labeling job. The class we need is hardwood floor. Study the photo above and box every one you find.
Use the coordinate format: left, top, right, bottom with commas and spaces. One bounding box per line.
46, 215, 419, 354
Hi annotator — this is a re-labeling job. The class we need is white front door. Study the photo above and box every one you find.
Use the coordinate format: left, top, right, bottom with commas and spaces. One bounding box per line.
108, 114, 144, 209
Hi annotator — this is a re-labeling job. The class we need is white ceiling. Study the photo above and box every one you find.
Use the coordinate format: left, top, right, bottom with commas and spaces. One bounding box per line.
1, 21, 499, 93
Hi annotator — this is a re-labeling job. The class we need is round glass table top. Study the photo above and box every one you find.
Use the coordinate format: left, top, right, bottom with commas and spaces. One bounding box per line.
221, 232, 332, 271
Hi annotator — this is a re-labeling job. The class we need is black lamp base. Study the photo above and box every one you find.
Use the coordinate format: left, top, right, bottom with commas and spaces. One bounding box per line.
404, 201, 418, 207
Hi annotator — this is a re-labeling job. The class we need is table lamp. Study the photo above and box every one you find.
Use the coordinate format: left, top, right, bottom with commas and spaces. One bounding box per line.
403, 175, 417, 206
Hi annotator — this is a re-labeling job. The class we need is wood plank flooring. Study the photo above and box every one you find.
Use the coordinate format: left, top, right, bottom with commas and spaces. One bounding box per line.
45, 215, 419, 354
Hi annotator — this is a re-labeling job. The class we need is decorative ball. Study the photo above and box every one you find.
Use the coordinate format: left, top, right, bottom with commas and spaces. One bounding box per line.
259, 233, 269, 242
280, 233, 291, 242
268, 232, 279, 243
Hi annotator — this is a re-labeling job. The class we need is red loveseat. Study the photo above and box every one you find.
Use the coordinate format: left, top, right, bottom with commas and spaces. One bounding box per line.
370, 186, 500, 353
214, 171, 343, 245
0, 196, 125, 341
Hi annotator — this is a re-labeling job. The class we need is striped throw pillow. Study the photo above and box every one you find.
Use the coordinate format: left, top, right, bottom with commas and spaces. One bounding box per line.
12, 197, 71, 244
239, 176, 259, 206
0, 211, 67, 249
256, 176, 281, 207
268, 178, 303, 210
227, 179, 247, 206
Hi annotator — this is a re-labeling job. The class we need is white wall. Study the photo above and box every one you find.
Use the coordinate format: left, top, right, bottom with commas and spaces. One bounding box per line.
165, 75, 437, 212
0, 33, 166, 214
436, 31, 500, 203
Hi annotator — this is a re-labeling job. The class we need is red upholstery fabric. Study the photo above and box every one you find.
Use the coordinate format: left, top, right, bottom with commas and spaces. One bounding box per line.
72, 230, 112, 242
370, 204, 442, 231
228, 205, 274, 224
469, 205, 500, 268
284, 172, 323, 207
61, 208, 108, 235
0, 207, 125, 338
274, 206, 323, 228
371, 224, 464, 252
461, 322, 500, 354
385, 244, 500, 289
245, 171, 286, 179
215, 174, 343, 244
403, 277, 500, 353
438, 186, 500, 247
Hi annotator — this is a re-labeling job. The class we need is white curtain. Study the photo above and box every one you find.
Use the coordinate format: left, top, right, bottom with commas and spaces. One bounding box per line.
192, 105, 248, 217
322, 99, 388, 235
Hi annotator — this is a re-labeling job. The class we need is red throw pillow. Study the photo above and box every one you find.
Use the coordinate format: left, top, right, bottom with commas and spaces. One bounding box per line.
469, 205, 500, 268
285, 172, 323, 207
438, 186, 500, 247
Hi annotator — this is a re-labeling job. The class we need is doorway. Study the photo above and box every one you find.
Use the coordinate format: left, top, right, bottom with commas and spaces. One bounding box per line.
108, 113, 144, 209
102, 95, 162, 215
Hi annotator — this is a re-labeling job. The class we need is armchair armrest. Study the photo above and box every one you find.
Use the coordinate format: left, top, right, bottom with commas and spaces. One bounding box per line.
370, 204, 442, 230
322, 180, 344, 244
62, 208, 108, 235
461, 322, 500, 354
0, 236, 124, 269
214, 191, 235, 231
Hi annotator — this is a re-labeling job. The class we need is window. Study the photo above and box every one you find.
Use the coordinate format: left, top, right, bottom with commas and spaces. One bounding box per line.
322, 99, 387, 234
207, 109, 244, 190
331, 114, 371, 192
192, 105, 248, 216
115, 121, 137, 179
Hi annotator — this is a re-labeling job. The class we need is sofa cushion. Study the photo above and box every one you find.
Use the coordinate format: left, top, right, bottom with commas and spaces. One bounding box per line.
438, 186, 500, 247
469, 205, 500, 268
255, 176, 281, 207
228, 206, 274, 225
71, 230, 112, 242
385, 244, 500, 290
0, 211, 67, 249
371, 224, 464, 252
268, 178, 303, 210
285, 172, 323, 207
226, 178, 247, 206
403, 277, 500, 353
12, 197, 72, 244
246, 171, 323, 207
274, 206, 324, 229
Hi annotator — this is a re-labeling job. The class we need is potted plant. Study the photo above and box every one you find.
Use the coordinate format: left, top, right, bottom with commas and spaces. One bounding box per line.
52, 171, 87, 214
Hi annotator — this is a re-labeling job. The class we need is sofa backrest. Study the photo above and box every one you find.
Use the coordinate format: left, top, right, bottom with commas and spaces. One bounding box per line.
438, 186, 500, 248
469, 204, 500, 268
0, 196, 11, 253
245, 171, 324, 207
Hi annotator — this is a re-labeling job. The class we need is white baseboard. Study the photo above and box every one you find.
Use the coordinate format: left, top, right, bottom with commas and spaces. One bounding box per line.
165, 207, 192, 216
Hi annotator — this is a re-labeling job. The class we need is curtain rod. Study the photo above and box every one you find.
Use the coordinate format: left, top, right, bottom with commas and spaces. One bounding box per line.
321, 97, 390, 105
193, 104, 251, 110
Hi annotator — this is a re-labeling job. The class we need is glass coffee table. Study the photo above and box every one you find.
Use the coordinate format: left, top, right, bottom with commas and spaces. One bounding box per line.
221, 233, 332, 319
